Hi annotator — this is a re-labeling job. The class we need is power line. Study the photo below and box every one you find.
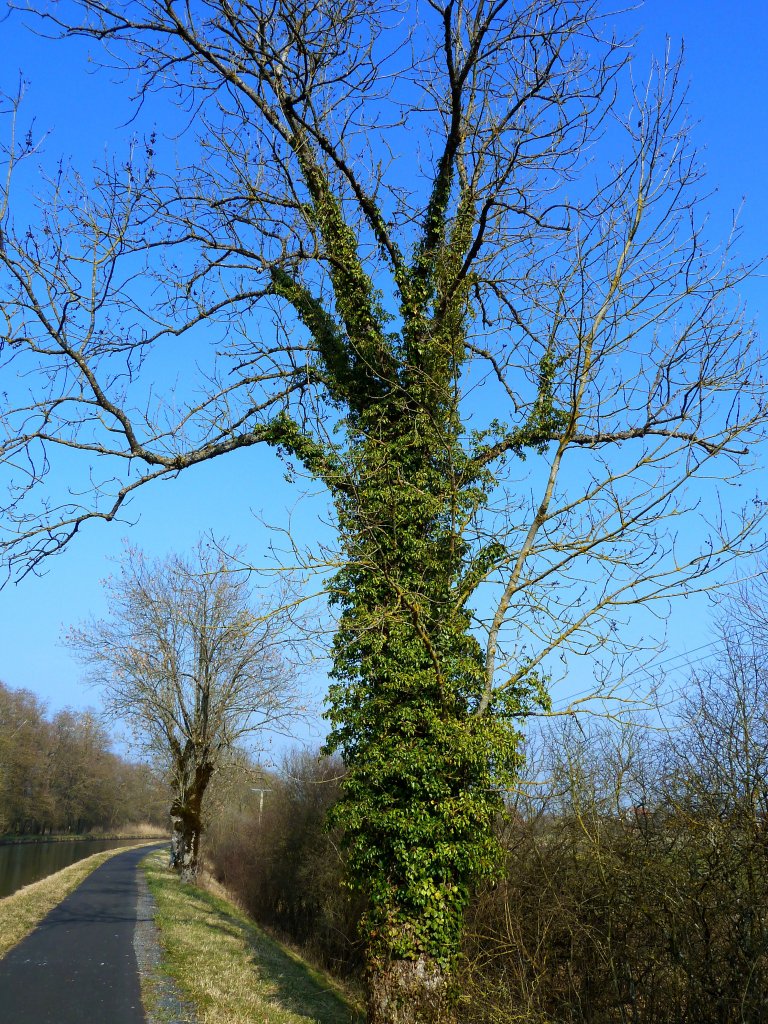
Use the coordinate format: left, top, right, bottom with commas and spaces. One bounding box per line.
550, 622, 764, 710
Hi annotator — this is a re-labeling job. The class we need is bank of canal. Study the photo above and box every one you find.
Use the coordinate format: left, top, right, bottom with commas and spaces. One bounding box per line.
0, 837, 167, 897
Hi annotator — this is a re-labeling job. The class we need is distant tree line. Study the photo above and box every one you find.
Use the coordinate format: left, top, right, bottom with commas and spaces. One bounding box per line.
209, 589, 768, 1024
0, 680, 169, 836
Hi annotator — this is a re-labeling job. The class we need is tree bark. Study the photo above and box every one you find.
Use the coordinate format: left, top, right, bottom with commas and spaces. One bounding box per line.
168, 798, 203, 883
168, 755, 213, 883
367, 957, 450, 1024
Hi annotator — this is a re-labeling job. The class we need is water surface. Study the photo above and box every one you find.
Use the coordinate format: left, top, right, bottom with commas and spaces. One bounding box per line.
0, 838, 161, 898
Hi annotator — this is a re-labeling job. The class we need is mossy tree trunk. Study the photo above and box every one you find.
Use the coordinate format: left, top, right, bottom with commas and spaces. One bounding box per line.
168, 746, 214, 884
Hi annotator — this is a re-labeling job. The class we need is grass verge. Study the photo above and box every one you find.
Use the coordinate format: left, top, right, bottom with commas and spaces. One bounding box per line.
143, 851, 364, 1024
0, 841, 158, 958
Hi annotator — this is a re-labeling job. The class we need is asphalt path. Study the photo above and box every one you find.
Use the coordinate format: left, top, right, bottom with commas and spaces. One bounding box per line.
0, 843, 165, 1024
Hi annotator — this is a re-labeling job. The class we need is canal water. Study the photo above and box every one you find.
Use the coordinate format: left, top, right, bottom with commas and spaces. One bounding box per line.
0, 838, 162, 898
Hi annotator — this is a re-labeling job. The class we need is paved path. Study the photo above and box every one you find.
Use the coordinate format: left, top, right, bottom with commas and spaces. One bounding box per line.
0, 843, 165, 1024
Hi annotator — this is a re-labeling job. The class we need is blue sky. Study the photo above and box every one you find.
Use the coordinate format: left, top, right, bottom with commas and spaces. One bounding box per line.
1, 1, 766, 755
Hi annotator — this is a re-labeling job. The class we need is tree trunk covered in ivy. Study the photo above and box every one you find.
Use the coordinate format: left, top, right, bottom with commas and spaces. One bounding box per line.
320, 249, 531, 1017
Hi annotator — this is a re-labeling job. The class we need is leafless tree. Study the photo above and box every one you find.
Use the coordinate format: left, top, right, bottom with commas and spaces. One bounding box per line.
66, 540, 306, 880
462, 614, 768, 1024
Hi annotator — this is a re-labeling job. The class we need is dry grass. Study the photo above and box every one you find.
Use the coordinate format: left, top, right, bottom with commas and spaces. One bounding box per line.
0, 841, 157, 958
143, 851, 364, 1024
92, 823, 170, 839
0, 824, 169, 843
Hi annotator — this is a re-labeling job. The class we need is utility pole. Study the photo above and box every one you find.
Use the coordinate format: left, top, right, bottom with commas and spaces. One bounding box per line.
250, 787, 272, 827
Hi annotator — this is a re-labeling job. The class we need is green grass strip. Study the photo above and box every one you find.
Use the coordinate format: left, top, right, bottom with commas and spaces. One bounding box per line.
142, 851, 363, 1024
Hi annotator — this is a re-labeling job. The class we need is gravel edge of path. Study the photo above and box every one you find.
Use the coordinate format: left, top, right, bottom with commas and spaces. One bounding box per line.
134, 855, 199, 1024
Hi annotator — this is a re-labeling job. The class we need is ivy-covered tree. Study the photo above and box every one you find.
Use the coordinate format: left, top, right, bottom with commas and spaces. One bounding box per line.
1, 3, 766, 1020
